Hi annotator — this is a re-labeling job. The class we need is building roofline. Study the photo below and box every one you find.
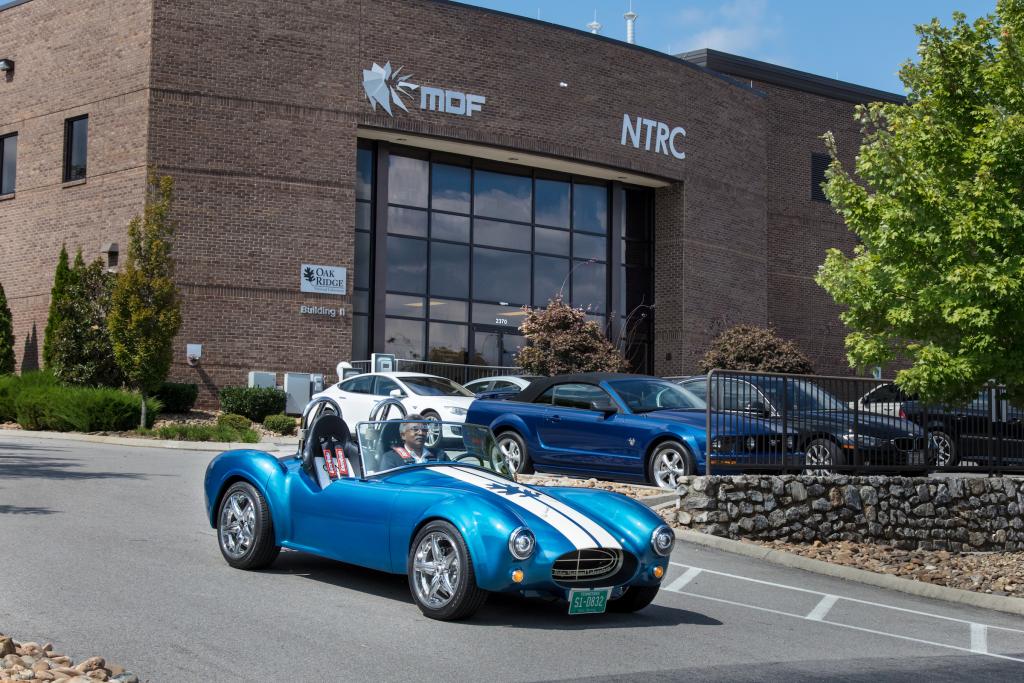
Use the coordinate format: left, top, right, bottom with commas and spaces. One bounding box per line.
0, 0, 33, 14
677, 48, 906, 105
433, 1, 766, 99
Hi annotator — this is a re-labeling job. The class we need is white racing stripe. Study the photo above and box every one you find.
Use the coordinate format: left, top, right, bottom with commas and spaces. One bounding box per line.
433, 466, 617, 550
462, 466, 623, 549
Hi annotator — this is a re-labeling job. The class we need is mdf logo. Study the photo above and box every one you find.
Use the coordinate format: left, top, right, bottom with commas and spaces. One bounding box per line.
362, 61, 486, 118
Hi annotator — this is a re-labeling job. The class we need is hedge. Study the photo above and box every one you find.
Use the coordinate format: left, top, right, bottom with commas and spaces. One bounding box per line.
155, 382, 199, 413
263, 413, 296, 436
13, 383, 160, 431
219, 386, 287, 422
217, 413, 251, 431
153, 423, 259, 443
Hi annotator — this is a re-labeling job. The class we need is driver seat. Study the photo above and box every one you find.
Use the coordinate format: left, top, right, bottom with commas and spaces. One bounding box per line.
302, 414, 361, 488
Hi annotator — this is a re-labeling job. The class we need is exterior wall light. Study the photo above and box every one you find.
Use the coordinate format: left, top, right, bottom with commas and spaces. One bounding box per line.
0, 59, 13, 73
186, 343, 203, 367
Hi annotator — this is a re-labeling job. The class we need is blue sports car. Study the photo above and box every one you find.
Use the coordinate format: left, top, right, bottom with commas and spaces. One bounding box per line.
204, 399, 674, 621
465, 373, 797, 487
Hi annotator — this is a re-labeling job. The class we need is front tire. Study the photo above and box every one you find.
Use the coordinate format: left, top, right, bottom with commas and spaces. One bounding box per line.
421, 411, 443, 448
803, 438, 842, 476
648, 440, 695, 489
496, 430, 534, 474
607, 585, 660, 613
217, 481, 280, 569
408, 521, 488, 621
930, 429, 958, 468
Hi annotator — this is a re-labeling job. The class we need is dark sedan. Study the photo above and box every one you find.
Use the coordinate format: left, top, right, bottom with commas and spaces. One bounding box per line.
677, 375, 928, 472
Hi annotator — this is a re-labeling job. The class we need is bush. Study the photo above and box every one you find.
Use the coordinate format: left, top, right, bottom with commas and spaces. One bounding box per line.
698, 325, 815, 374
155, 423, 259, 443
516, 296, 627, 375
263, 413, 296, 436
219, 386, 287, 422
155, 382, 198, 413
217, 412, 251, 431
13, 383, 160, 431
0, 374, 20, 422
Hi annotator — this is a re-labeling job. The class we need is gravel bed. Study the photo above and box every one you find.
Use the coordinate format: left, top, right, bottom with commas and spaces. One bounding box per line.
0, 634, 139, 682
752, 539, 1024, 596
517, 474, 665, 500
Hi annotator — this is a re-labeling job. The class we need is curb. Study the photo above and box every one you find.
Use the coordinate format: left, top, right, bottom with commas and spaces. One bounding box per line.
0, 428, 298, 452
673, 528, 1024, 617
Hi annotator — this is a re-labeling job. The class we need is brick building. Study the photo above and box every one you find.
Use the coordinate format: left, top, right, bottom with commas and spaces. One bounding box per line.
0, 0, 902, 403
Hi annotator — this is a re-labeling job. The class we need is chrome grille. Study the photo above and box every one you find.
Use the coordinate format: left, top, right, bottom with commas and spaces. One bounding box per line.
551, 548, 623, 585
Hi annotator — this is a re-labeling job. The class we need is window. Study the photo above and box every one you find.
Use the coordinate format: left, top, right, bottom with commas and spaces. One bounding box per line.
64, 116, 88, 182
551, 383, 610, 410
340, 375, 375, 394
374, 376, 402, 397
0, 133, 16, 195
472, 247, 530, 304
811, 153, 830, 202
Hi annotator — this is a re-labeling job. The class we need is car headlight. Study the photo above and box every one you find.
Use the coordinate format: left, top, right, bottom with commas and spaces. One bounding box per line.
508, 527, 536, 560
745, 436, 757, 451
841, 432, 887, 447
786, 435, 795, 450
651, 525, 674, 557
445, 406, 468, 416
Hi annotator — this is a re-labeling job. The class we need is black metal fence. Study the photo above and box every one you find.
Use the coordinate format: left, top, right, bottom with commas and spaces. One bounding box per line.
346, 359, 522, 386
666, 370, 1024, 476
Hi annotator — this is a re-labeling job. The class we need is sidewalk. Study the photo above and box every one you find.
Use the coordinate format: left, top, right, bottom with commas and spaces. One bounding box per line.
0, 427, 299, 452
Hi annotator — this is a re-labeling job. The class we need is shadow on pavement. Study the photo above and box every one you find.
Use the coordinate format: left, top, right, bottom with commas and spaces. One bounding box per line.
0, 504, 58, 515
265, 549, 720, 630
0, 453, 147, 480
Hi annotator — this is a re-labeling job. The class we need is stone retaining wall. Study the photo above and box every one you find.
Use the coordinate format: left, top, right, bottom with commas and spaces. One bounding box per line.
674, 475, 1024, 551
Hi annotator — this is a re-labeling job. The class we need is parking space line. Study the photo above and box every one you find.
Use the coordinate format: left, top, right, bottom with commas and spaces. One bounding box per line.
972, 623, 988, 654
665, 567, 702, 592
805, 594, 839, 621
669, 561, 1024, 634
664, 588, 1024, 665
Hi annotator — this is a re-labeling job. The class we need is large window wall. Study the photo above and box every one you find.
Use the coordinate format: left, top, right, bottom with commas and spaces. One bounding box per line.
353, 141, 653, 371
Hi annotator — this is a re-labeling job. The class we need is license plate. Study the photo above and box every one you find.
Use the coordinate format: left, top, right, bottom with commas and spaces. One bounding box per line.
567, 588, 611, 615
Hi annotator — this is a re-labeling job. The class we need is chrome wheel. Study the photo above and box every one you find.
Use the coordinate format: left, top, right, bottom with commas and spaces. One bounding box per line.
412, 531, 460, 609
219, 491, 256, 559
804, 441, 835, 476
498, 435, 523, 472
653, 446, 689, 489
423, 414, 442, 448
931, 431, 956, 467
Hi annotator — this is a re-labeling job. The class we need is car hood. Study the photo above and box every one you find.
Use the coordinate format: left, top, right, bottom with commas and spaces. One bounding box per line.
787, 410, 923, 437
382, 465, 649, 553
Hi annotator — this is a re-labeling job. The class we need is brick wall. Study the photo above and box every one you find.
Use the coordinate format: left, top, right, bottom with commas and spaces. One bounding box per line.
0, 0, 152, 373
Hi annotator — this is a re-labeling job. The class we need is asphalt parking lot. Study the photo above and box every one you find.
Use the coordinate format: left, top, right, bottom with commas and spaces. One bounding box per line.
1, 434, 1022, 682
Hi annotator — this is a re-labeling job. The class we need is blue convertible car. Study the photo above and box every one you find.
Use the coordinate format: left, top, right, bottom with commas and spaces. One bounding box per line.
465, 373, 797, 487
204, 399, 674, 620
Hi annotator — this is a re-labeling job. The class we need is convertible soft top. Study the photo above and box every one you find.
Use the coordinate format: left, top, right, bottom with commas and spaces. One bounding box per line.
509, 373, 659, 403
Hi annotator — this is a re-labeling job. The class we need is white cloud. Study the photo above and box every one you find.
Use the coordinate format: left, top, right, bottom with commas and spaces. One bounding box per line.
676, 0, 784, 57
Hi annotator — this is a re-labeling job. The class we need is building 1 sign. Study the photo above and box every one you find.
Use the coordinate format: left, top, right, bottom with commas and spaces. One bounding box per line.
620, 114, 686, 160
300, 264, 347, 295
300, 304, 343, 318
362, 61, 486, 118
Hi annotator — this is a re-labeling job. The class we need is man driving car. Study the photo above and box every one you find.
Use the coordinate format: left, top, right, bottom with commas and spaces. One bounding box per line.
377, 414, 450, 470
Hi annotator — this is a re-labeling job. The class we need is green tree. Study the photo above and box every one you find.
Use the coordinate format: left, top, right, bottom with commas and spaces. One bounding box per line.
49, 255, 124, 387
515, 296, 627, 375
108, 172, 182, 426
0, 280, 15, 374
698, 325, 815, 374
42, 245, 71, 369
818, 1, 1024, 403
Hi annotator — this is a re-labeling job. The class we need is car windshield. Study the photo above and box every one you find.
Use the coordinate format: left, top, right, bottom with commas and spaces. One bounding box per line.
754, 378, 846, 412
402, 376, 474, 397
608, 378, 707, 413
355, 420, 513, 479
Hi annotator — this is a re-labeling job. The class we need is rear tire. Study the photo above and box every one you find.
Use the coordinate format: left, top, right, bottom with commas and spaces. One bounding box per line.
930, 429, 958, 468
607, 585, 660, 613
496, 430, 534, 474
217, 481, 280, 570
408, 521, 488, 621
803, 438, 843, 476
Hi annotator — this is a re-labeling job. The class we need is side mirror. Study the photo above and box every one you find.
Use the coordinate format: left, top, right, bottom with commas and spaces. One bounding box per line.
590, 399, 618, 416
744, 400, 771, 417
389, 389, 405, 398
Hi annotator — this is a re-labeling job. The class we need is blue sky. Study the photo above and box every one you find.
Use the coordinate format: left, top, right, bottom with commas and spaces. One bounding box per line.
457, 0, 997, 93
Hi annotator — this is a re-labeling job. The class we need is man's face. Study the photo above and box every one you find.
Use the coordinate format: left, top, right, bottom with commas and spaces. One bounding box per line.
402, 423, 427, 450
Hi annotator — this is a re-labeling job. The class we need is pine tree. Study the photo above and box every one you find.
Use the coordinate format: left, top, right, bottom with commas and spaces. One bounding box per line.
108, 171, 182, 427
0, 280, 15, 374
42, 245, 71, 369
